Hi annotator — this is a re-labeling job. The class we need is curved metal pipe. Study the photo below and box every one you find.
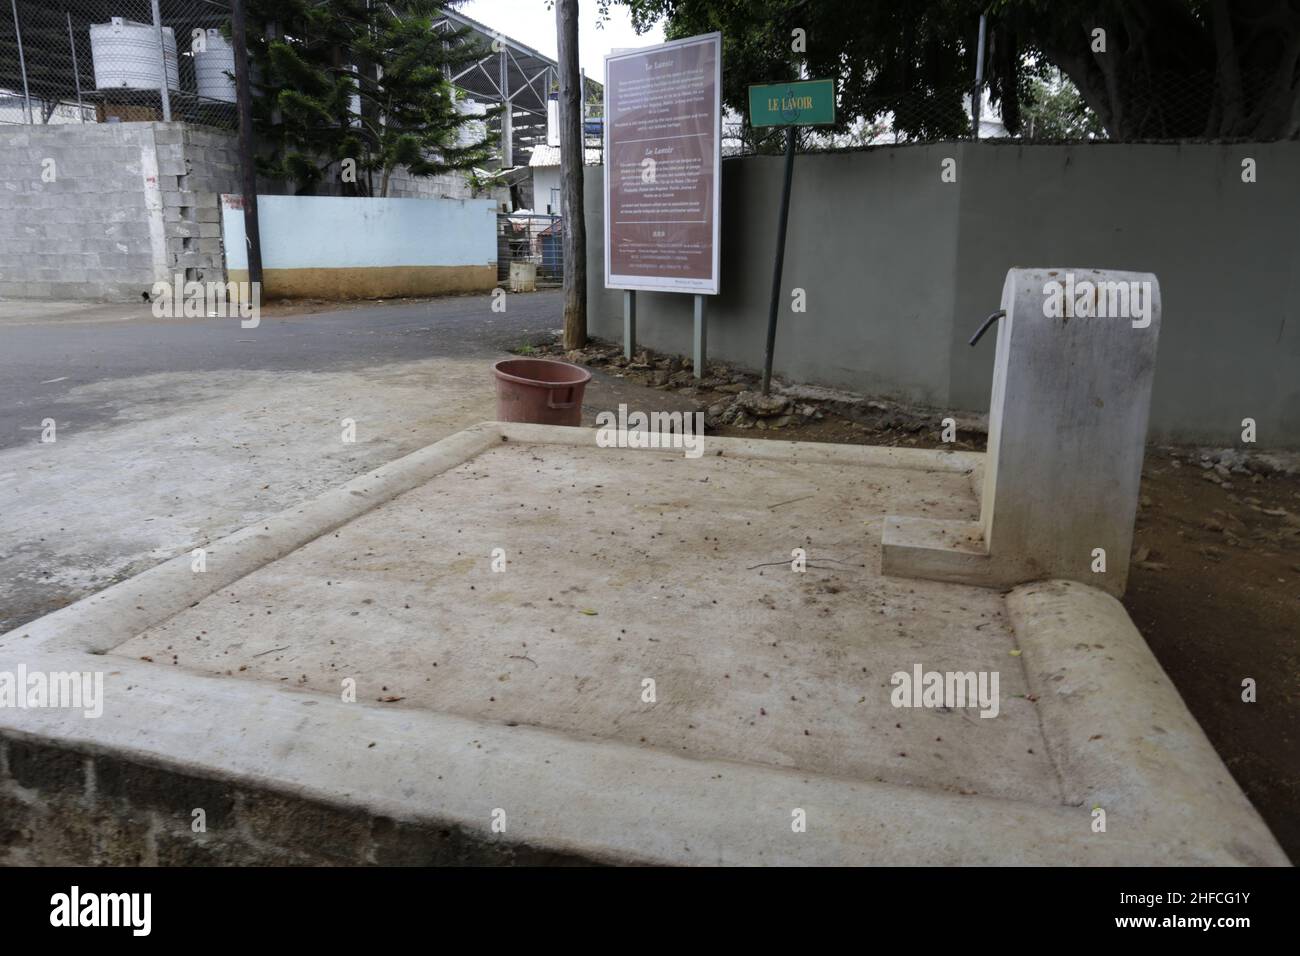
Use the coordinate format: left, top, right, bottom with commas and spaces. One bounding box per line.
969, 309, 1005, 347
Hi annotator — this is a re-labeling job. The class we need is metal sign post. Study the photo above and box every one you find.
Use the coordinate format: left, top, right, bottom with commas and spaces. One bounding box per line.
693, 293, 707, 378
624, 289, 636, 360
748, 79, 836, 395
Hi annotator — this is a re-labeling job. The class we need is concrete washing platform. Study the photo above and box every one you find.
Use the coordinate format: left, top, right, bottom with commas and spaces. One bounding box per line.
0, 422, 1287, 865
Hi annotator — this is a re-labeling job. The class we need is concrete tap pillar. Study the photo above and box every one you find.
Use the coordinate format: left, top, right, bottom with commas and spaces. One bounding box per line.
882, 267, 1162, 596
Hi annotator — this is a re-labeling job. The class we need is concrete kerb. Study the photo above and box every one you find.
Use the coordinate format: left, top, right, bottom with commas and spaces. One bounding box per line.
499, 419, 984, 473
1007, 580, 1286, 864
0, 640, 1280, 866
0, 424, 1287, 865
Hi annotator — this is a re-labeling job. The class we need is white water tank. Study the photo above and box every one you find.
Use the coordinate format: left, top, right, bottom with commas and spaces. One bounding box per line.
90, 17, 179, 91
194, 29, 236, 103
455, 96, 487, 149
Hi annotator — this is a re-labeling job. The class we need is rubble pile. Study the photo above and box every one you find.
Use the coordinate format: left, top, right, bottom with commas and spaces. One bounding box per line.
529, 338, 985, 443
1164, 446, 1300, 487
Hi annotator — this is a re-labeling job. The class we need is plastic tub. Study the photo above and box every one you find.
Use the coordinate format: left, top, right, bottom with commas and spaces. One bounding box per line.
492, 358, 592, 426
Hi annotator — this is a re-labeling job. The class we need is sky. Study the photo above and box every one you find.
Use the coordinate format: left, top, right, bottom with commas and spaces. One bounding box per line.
458, 0, 667, 81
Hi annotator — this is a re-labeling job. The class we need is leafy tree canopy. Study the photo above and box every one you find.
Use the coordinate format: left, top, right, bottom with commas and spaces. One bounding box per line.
246, 0, 498, 195
605, 0, 1300, 141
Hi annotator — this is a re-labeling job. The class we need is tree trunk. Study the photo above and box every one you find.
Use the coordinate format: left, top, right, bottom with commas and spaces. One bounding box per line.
1040, 1, 1300, 141
556, 0, 587, 350
231, 0, 263, 287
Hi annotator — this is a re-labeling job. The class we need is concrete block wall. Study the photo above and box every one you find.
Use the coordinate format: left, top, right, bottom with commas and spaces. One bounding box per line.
0, 122, 240, 301
386, 165, 509, 208
0, 121, 505, 301
156, 124, 243, 287
587, 141, 1300, 447
0, 123, 159, 300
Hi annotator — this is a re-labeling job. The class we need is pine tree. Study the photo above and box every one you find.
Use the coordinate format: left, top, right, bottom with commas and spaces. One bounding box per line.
245, 0, 497, 196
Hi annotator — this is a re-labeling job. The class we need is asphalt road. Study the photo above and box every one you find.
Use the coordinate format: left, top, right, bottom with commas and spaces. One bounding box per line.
0, 291, 563, 451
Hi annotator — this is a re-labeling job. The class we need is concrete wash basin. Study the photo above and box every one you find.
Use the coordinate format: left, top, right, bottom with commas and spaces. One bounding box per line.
0, 421, 1287, 865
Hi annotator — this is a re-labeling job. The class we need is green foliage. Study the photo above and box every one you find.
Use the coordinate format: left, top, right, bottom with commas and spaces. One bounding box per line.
246, 0, 499, 195
606, 0, 1300, 141
1020, 70, 1105, 139
606, 0, 996, 141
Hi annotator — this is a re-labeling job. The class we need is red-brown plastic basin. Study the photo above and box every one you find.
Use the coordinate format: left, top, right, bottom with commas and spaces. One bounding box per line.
492, 358, 593, 426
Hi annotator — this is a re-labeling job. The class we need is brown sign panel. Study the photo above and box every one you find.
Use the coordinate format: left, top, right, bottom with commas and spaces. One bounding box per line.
604, 33, 721, 295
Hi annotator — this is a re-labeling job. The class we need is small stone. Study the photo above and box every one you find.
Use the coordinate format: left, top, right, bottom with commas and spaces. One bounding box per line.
736, 390, 792, 417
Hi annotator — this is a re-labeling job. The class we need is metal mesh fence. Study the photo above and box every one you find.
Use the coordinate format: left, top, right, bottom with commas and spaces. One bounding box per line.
498, 212, 564, 287
2, 0, 236, 128
721, 68, 1291, 155
6, 3, 1285, 146
722, 81, 1083, 157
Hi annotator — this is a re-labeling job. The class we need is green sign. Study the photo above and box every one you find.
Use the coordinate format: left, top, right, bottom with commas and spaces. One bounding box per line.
748, 79, 836, 127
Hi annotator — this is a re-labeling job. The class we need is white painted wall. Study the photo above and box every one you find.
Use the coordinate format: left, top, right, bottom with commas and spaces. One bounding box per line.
222, 195, 497, 270
532, 167, 562, 215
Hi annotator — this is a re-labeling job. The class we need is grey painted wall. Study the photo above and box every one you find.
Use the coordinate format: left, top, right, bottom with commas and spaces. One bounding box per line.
586, 141, 1300, 447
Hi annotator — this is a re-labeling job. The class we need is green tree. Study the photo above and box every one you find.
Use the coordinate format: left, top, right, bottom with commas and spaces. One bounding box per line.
606, 0, 1300, 141
246, 0, 498, 196
1021, 69, 1106, 139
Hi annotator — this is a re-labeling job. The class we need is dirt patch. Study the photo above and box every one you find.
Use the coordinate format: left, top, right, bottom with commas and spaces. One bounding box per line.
1124, 450, 1300, 863
547, 336, 1300, 863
